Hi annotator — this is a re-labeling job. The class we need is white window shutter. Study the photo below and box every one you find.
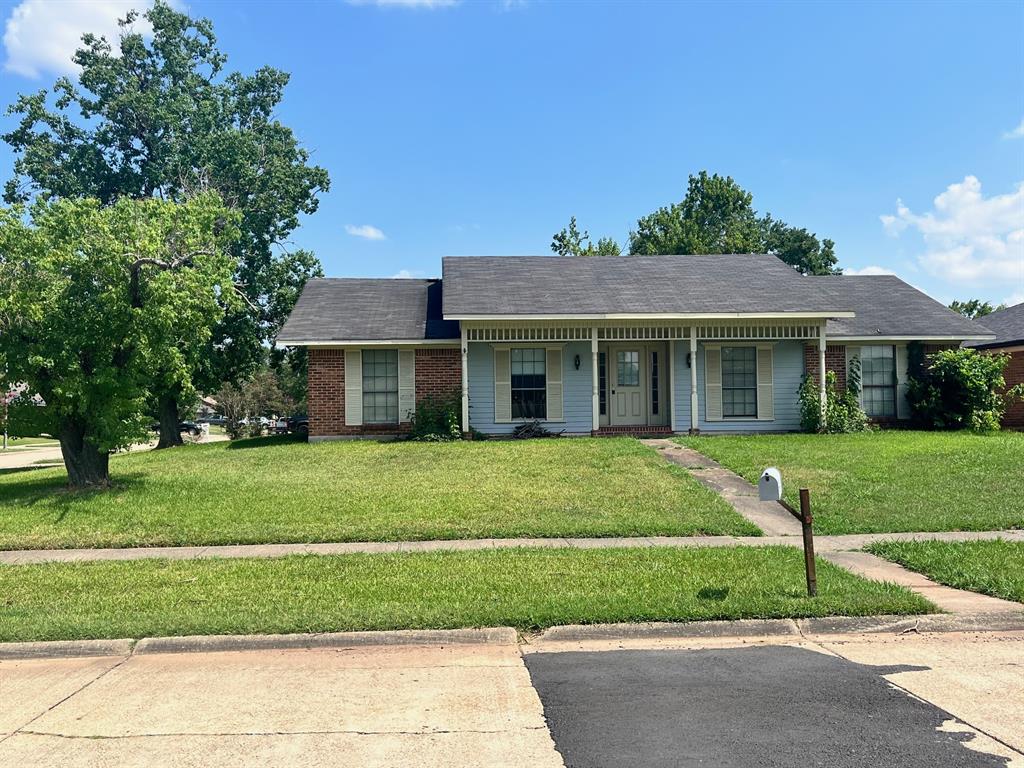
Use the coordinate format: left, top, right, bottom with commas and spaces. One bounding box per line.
845, 346, 862, 406
494, 347, 511, 423
895, 345, 909, 419
756, 344, 774, 421
398, 349, 415, 423
546, 347, 563, 422
705, 346, 723, 422
344, 349, 362, 426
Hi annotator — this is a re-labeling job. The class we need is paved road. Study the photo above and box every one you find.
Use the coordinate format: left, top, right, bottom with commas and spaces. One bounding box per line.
527, 645, 1012, 767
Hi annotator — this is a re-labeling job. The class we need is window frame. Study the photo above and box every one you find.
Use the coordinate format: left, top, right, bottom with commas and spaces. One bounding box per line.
361, 348, 400, 425
720, 345, 758, 419
509, 346, 548, 421
859, 344, 897, 420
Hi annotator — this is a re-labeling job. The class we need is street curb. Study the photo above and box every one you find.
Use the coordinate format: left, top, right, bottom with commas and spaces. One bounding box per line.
133, 627, 518, 655
798, 613, 1024, 637
534, 619, 801, 643
0, 628, 517, 661
0, 638, 135, 660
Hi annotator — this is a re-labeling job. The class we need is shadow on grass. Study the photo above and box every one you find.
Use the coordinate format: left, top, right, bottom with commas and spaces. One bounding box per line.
225, 433, 307, 450
0, 470, 149, 517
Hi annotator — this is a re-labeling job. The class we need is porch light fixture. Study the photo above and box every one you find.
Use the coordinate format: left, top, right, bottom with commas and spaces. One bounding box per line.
574, 354, 581, 370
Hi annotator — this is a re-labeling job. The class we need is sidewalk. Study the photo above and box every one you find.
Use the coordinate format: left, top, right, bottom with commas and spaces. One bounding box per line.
3, 529, 1022, 565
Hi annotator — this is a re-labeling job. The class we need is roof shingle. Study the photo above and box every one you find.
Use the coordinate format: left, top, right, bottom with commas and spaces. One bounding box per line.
441, 254, 852, 316
966, 303, 1024, 348
277, 278, 459, 343
813, 275, 995, 340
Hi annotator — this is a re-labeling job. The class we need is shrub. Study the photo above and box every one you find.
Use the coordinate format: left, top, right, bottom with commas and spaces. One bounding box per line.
798, 360, 869, 434
907, 347, 1022, 432
408, 391, 462, 442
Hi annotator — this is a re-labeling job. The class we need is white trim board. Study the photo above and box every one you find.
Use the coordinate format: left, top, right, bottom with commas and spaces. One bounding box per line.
276, 339, 460, 348
448, 311, 854, 321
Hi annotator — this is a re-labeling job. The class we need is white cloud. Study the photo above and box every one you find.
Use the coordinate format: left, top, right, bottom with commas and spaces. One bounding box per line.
391, 269, 424, 279
3, 0, 154, 78
1003, 119, 1024, 140
843, 265, 897, 276
345, 224, 387, 241
1004, 290, 1024, 307
346, 0, 458, 8
880, 176, 1024, 288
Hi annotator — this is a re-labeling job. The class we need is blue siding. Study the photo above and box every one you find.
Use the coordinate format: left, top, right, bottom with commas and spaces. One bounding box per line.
672, 339, 805, 433
467, 341, 594, 434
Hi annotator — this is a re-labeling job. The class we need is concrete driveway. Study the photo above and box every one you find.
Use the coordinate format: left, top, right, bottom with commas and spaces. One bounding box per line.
0, 641, 562, 768
2, 628, 1022, 767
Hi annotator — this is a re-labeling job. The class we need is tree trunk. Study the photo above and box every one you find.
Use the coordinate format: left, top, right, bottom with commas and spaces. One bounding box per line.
58, 421, 110, 489
156, 392, 183, 449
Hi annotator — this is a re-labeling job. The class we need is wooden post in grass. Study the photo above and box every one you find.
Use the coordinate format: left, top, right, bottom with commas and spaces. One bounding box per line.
799, 489, 817, 597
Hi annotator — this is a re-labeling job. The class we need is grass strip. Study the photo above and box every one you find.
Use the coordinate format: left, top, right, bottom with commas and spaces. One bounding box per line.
0, 546, 935, 642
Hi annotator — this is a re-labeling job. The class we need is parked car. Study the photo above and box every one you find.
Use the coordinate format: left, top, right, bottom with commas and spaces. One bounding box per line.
287, 415, 309, 435
150, 420, 202, 437
200, 415, 226, 426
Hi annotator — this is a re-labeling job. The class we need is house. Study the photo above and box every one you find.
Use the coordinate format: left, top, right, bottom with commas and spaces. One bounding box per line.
276, 255, 994, 439
967, 303, 1024, 429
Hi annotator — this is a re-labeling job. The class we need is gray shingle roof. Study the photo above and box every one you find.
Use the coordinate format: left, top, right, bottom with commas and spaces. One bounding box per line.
813, 275, 994, 340
441, 254, 853, 316
966, 303, 1024, 348
277, 278, 459, 343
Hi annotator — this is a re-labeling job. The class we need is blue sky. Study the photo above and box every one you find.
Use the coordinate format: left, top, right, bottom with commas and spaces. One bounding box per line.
2, 0, 1022, 305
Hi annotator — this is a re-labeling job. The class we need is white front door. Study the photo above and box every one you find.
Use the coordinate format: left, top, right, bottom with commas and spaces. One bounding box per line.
611, 347, 645, 425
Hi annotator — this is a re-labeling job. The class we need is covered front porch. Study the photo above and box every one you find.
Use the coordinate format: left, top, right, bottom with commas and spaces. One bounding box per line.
457, 320, 829, 436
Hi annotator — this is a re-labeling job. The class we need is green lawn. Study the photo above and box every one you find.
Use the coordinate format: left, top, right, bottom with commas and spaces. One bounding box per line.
869, 539, 1024, 604
677, 431, 1024, 535
1, 436, 59, 450
0, 546, 934, 642
0, 436, 757, 550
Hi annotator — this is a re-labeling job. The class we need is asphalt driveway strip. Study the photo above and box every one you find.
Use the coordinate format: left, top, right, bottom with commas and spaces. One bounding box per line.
524, 645, 1010, 768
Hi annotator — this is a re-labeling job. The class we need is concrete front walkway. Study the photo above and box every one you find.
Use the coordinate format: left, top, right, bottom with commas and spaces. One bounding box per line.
641, 438, 802, 536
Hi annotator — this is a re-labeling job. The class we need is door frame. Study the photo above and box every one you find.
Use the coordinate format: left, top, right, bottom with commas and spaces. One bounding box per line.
599, 342, 669, 428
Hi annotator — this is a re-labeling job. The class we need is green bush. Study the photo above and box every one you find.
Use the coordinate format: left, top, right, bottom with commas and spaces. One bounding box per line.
408, 391, 463, 442
907, 347, 1022, 432
798, 360, 869, 434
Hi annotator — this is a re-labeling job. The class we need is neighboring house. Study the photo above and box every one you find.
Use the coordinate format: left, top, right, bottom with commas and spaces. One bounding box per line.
967, 303, 1024, 429
276, 255, 993, 440
196, 395, 220, 421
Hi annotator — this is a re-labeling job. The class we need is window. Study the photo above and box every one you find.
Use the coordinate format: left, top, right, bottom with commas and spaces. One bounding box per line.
511, 348, 546, 419
362, 349, 398, 424
860, 345, 896, 418
650, 351, 660, 415
722, 346, 757, 418
617, 351, 640, 386
598, 352, 607, 416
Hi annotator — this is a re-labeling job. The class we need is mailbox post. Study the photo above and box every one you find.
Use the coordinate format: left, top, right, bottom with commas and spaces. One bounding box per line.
759, 468, 817, 597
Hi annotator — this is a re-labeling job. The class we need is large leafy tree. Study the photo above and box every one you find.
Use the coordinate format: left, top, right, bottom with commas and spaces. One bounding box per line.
624, 172, 839, 275
3, 1, 329, 446
949, 299, 1004, 320
551, 216, 622, 256
0, 194, 238, 487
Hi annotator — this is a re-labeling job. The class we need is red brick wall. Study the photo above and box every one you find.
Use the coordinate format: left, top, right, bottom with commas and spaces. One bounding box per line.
308, 348, 346, 437
998, 348, 1024, 430
803, 343, 847, 391
307, 347, 461, 438
415, 348, 462, 405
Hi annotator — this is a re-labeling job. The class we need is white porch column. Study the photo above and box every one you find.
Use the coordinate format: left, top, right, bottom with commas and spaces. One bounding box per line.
591, 327, 599, 434
460, 326, 469, 434
818, 324, 828, 426
689, 326, 699, 433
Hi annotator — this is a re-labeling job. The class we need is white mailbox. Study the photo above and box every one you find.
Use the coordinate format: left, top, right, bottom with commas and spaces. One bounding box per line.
759, 467, 783, 502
